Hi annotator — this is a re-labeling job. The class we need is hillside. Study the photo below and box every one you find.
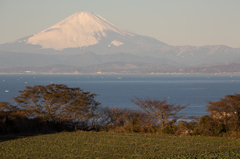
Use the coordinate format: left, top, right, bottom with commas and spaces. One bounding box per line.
1, 62, 240, 74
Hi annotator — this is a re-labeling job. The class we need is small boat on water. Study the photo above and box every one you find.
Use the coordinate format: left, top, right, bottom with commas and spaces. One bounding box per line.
5, 90, 9, 92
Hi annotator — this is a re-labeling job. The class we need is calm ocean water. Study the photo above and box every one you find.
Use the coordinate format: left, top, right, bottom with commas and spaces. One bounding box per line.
1, 74, 240, 117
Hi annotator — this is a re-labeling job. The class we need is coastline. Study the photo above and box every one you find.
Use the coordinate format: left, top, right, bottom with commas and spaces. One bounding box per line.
0, 72, 240, 75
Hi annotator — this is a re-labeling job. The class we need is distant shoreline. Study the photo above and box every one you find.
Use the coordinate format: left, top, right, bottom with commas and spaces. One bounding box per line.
1, 72, 240, 75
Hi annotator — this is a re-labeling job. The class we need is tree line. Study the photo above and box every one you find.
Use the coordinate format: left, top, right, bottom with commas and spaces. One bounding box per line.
0, 84, 240, 137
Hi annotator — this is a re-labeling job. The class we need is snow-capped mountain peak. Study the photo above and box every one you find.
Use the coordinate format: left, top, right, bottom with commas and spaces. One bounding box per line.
1, 11, 168, 55
27, 11, 134, 50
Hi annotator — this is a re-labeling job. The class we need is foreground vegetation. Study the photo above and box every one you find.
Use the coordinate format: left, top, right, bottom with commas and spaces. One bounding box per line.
1, 84, 240, 158
1, 84, 240, 137
1, 131, 240, 158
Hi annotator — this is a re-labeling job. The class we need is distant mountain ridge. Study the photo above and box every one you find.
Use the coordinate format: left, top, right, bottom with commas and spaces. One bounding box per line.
0, 51, 178, 69
0, 11, 240, 71
1, 62, 240, 74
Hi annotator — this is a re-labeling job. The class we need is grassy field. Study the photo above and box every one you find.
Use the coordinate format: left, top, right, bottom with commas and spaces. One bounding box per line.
0, 132, 240, 158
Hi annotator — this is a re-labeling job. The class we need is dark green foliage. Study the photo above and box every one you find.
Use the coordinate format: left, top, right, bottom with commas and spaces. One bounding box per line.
162, 126, 174, 134
0, 109, 78, 134
1, 132, 240, 158
197, 115, 226, 136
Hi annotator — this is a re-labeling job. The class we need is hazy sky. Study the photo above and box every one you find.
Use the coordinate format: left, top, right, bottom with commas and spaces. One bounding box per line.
1, 0, 240, 48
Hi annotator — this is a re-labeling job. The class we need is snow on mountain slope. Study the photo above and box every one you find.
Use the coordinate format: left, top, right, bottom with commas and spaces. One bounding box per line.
2, 11, 239, 67
0, 11, 168, 55
27, 11, 134, 50
109, 40, 124, 47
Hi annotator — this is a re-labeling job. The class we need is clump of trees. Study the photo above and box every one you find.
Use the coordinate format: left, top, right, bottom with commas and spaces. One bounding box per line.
96, 107, 158, 133
0, 84, 100, 134
13, 84, 100, 123
196, 93, 240, 136
0, 84, 240, 137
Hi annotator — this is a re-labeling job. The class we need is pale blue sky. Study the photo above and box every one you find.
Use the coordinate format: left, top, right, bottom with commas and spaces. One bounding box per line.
1, 0, 240, 48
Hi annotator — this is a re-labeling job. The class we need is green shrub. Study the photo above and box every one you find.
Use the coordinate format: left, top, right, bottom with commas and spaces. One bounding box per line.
162, 126, 174, 134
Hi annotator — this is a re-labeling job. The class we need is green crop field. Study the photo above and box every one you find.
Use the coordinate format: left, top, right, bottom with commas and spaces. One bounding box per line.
0, 132, 240, 158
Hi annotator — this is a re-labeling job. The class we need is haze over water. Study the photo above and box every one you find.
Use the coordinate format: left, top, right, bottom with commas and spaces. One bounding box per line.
1, 74, 240, 117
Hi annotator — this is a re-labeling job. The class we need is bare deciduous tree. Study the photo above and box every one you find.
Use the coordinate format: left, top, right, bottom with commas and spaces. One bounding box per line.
131, 97, 188, 127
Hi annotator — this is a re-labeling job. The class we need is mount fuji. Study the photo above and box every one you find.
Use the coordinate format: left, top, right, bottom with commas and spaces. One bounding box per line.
1, 11, 240, 73
0, 11, 167, 55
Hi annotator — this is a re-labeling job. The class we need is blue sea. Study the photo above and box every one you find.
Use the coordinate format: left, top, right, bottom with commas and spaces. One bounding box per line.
1, 74, 240, 117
